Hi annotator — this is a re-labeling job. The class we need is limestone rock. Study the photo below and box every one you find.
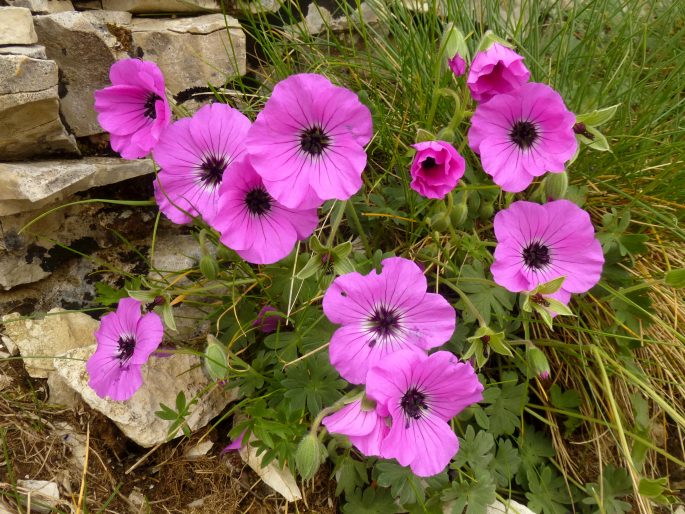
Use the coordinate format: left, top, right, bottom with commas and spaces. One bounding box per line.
0, 45, 48, 59
487, 500, 536, 514
34, 11, 132, 136
0, 157, 153, 217
15, 480, 61, 514
131, 14, 245, 96
239, 443, 302, 502
0, 54, 79, 160
0, 7, 38, 45
54, 345, 239, 447
102, 0, 220, 13
1, 309, 99, 378
47, 370, 80, 407
5, 0, 75, 13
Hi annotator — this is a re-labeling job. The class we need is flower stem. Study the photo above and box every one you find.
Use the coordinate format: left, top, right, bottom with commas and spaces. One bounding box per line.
442, 279, 486, 327
326, 200, 347, 247
345, 201, 372, 256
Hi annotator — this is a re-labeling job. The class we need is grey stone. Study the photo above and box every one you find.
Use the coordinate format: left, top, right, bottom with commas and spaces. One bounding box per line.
1, 308, 99, 378
0, 7, 38, 45
34, 11, 132, 136
101, 0, 220, 13
15, 480, 61, 514
131, 14, 245, 96
5, 0, 75, 13
0, 54, 56, 95
0, 86, 80, 161
0, 45, 48, 59
239, 441, 302, 501
54, 345, 239, 447
47, 371, 80, 407
0, 157, 153, 217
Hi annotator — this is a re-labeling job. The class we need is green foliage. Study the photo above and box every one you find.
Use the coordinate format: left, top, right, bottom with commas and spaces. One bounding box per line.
480, 373, 528, 437
455, 261, 516, 326
525, 466, 572, 514
342, 487, 399, 514
583, 465, 632, 514
442, 471, 497, 514
282, 355, 347, 416
375, 461, 427, 506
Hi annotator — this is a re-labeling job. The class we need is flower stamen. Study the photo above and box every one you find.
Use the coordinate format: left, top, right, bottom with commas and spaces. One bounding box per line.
522, 241, 551, 269
245, 186, 273, 216
143, 93, 161, 120
300, 125, 330, 156
509, 120, 539, 149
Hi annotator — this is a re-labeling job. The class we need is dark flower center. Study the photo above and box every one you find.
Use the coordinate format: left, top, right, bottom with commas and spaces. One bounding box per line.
300, 125, 330, 156
367, 305, 401, 347
510, 120, 539, 149
117, 334, 136, 364
245, 186, 272, 216
199, 155, 229, 188
421, 157, 437, 169
400, 387, 428, 426
143, 93, 161, 119
522, 241, 551, 269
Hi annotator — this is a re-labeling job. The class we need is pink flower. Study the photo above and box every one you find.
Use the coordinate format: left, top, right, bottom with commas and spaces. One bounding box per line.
322, 399, 389, 457
86, 298, 164, 401
490, 200, 604, 298
366, 350, 483, 477
468, 82, 577, 193
253, 305, 285, 333
94, 59, 171, 160
221, 430, 247, 454
246, 73, 373, 209
153, 103, 251, 224
410, 141, 465, 199
448, 52, 466, 77
210, 159, 319, 265
322, 257, 456, 384
466, 42, 530, 103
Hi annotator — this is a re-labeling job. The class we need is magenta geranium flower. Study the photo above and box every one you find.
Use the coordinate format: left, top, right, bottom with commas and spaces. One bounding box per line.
210, 159, 318, 265
322, 399, 389, 457
466, 42, 530, 103
410, 140, 465, 199
94, 59, 171, 160
448, 52, 466, 77
468, 82, 577, 193
245, 73, 373, 209
253, 305, 285, 333
86, 298, 164, 401
153, 103, 251, 224
366, 350, 483, 477
322, 257, 456, 384
490, 200, 604, 298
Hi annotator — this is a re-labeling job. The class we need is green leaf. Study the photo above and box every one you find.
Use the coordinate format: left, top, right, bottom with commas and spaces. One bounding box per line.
582, 465, 632, 514
456, 261, 515, 325
442, 471, 496, 514
490, 438, 521, 487
281, 355, 346, 416
204, 335, 228, 381
297, 254, 322, 280
452, 425, 494, 470
525, 466, 572, 514
342, 487, 400, 514
482, 373, 528, 437
375, 461, 425, 506
334, 455, 368, 496
549, 385, 581, 410
576, 104, 620, 127
637, 476, 668, 498
161, 302, 177, 332
664, 268, 685, 288
517, 428, 555, 485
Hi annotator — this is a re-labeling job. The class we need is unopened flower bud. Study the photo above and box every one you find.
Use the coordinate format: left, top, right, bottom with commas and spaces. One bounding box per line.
528, 345, 550, 382
479, 202, 495, 220
199, 254, 220, 281
544, 171, 568, 200
450, 200, 468, 227
295, 433, 325, 480
430, 210, 451, 232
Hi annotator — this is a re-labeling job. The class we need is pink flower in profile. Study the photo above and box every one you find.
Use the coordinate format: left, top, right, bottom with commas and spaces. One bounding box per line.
94, 59, 171, 160
410, 141, 465, 199
366, 350, 483, 477
253, 305, 285, 333
153, 103, 251, 224
221, 430, 247, 454
468, 82, 577, 193
322, 399, 389, 456
210, 159, 318, 265
448, 52, 466, 77
490, 200, 604, 300
86, 298, 164, 401
246, 73, 373, 209
466, 42, 530, 103
322, 257, 456, 384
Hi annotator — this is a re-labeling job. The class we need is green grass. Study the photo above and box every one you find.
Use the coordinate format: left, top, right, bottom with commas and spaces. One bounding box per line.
231, 0, 685, 511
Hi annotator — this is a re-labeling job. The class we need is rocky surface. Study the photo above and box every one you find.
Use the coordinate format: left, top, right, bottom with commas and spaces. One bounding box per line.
1, 308, 99, 378
0, 53, 79, 160
54, 344, 239, 447
101, 0, 220, 13
239, 442, 302, 502
0, 157, 153, 217
130, 14, 245, 96
0, 44, 47, 59
5, 0, 75, 13
34, 10, 132, 137
0, 6, 38, 45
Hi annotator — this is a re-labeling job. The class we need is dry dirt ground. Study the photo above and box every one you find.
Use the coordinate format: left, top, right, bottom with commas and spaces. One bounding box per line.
0, 359, 337, 514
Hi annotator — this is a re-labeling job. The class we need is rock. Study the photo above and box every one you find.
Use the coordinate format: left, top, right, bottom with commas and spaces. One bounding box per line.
184, 440, 214, 458
487, 500, 536, 514
285, 1, 380, 35
239, 443, 302, 502
34, 11, 132, 137
15, 480, 61, 514
0, 374, 13, 392
52, 422, 88, 469
0, 54, 79, 161
150, 233, 203, 274
0, 7, 38, 45
131, 14, 246, 96
1, 333, 19, 355
101, 0, 220, 13
47, 370, 80, 407
1, 309, 99, 378
0, 45, 48, 59
0, 157, 153, 217
5, 0, 75, 13
53, 345, 239, 447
